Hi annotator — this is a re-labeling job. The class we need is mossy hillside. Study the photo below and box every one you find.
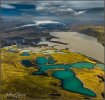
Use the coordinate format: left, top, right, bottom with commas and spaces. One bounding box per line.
1, 50, 104, 100
79, 25, 104, 45
1, 63, 60, 99
79, 26, 104, 34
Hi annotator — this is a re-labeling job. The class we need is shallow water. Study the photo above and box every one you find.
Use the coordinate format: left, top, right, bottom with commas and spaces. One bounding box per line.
21, 60, 33, 67
53, 70, 96, 97
50, 32, 104, 63
96, 63, 105, 70
32, 57, 96, 97
34, 57, 95, 72
21, 52, 30, 56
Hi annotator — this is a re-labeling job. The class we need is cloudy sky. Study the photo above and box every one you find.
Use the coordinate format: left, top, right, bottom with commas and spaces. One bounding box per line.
1, 0, 104, 24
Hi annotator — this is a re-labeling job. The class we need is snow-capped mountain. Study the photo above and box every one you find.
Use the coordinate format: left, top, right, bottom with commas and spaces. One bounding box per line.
6, 20, 68, 31
34, 20, 60, 26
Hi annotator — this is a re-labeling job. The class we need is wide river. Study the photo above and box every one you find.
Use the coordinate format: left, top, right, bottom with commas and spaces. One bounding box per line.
50, 32, 104, 63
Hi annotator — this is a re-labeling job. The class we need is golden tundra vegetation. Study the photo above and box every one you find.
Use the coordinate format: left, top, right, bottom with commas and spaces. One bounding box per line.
80, 25, 104, 46
71, 25, 104, 46
0, 49, 104, 100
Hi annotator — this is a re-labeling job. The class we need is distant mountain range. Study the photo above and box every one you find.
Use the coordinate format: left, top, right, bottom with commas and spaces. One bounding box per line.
75, 7, 104, 14
71, 25, 104, 46
0, 19, 104, 47
86, 7, 104, 13
0, 18, 31, 31
4, 20, 68, 31
1, 20, 68, 47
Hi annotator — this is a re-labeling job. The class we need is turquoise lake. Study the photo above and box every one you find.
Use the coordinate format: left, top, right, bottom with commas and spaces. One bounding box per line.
53, 70, 96, 97
32, 57, 96, 97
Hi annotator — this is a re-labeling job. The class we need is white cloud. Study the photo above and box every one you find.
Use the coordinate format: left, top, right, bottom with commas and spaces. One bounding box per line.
36, 1, 104, 8
35, 1, 104, 16
1, 4, 15, 9
36, 2, 86, 16
74, 11, 86, 16
34, 20, 59, 26
1, 0, 104, 22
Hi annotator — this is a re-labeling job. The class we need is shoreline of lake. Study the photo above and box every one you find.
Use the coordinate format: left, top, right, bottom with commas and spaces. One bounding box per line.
50, 32, 104, 63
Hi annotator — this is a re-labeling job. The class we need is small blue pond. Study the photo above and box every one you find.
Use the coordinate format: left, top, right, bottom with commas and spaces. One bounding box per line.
21, 52, 30, 56
21, 60, 33, 67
